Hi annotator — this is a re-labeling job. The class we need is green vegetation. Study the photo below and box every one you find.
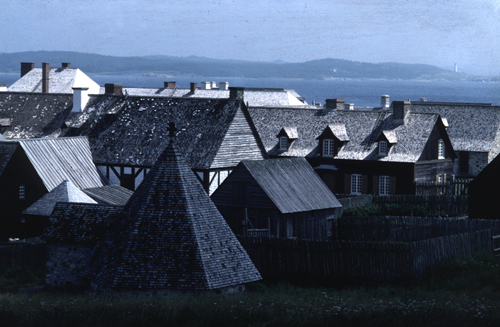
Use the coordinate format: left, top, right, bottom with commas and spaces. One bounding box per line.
1, 255, 500, 326
0, 266, 44, 293
342, 202, 461, 217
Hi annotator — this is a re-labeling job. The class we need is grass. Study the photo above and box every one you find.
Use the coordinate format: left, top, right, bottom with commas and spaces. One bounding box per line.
1, 254, 500, 326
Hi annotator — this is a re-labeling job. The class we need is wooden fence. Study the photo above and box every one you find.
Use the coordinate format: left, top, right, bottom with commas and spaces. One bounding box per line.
333, 216, 500, 242
238, 229, 492, 281
0, 241, 46, 271
336, 194, 373, 209
372, 194, 469, 214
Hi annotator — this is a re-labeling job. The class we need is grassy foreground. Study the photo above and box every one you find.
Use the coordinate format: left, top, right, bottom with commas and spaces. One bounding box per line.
1, 254, 500, 326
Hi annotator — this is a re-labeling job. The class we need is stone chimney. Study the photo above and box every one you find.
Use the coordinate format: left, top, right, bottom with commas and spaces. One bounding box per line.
392, 100, 411, 125
104, 83, 123, 95
21, 62, 34, 78
164, 81, 176, 89
62, 62, 71, 68
42, 62, 50, 93
381, 95, 390, 109
325, 98, 345, 110
201, 81, 211, 90
72, 87, 90, 112
219, 82, 229, 90
229, 87, 244, 100
190, 83, 197, 93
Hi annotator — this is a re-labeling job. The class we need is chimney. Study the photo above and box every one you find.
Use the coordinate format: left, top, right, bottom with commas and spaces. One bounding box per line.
211, 81, 217, 89
42, 62, 50, 93
381, 95, 390, 109
325, 98, 345, 110
346, 103, 354, 110
219, 82, 229, 90
229, 87, 244, 100
0, 84, 7, 92
72, 87, 90, 112
164, 81, 176, 89
20, 62, 35, 78
104, 83, 123, 95
62, 62, 71, 68
201, 81, 211, 90
392, 100, 411, 125
190, 82, 197, 93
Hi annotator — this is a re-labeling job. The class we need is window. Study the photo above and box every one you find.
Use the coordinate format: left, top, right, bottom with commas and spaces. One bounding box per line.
379, 176, 390, 196
437, 174, 444, 184
351, 174, 362, 194
19, 184, 25, 199
279, 136, 288, 150
379, 141, 388, 156
438, 139, 445, 159
323, 139, 335, 157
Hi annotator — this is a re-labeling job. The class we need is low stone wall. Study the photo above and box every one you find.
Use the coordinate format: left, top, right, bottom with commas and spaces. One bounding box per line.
46, 244, 92, 287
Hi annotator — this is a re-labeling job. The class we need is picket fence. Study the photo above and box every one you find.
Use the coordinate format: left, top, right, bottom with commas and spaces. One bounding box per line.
0, 241, 46, 271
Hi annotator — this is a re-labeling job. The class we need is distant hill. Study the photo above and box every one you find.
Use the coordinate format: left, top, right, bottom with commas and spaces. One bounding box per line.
0, 51, 464, 80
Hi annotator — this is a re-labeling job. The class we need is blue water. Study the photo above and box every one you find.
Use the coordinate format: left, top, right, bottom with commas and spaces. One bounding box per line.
2, 73, 499, 107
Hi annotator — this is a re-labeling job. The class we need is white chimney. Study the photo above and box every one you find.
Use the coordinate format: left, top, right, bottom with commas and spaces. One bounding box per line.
211, 81, 217, 89
219, 82, 229, 90
381, 95, 390, 109
201, 81, 211, 90
72, 87, 90, 113
346, 103, 354, 110
0, 84, 7, 92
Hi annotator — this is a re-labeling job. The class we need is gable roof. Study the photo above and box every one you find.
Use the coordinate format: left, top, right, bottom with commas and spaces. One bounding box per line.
409, 102, 500, 157
8, 68, 99, 94
82, 140, 261, 291
42, 202, 121, 245
66, 95, 265, 169
0, 142, 18, 175
0, 92, 74, 138
239, 158, 342, 214
83, 185, 133, 206
0, 137, 106, 191
23, 180, 97, 216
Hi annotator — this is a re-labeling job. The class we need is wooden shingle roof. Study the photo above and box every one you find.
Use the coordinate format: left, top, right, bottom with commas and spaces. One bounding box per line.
23, 180, 97, 217
83, 185, 133, 206
42, 202, 121, 245
66, 95, 265, 169
82, 140, 261, 291
239, 158, 342, 214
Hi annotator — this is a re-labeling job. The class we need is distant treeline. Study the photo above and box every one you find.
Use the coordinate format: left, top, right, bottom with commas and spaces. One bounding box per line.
0, 51, 462, 80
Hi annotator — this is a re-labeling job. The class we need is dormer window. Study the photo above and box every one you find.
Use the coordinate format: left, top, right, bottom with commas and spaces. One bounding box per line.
378, 141, 388, 156
438, 139, 445, 159
323, 139, 335, 157
279, 136, 288, 150
277, 127, 298, 152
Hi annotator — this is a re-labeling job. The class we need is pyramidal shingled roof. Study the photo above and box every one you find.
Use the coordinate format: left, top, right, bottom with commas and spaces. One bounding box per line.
23, 180, 97, 216
82, 138, 261, 291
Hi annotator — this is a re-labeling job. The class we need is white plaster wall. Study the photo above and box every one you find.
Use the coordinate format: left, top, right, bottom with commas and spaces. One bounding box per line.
73, 69, 100, 95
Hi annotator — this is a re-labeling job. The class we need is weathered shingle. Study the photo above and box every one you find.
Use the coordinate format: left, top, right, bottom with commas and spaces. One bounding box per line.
23, 180, 97, 217
82, 140, 261, 291
239, 158, 342, 214
83, 185, 133, 206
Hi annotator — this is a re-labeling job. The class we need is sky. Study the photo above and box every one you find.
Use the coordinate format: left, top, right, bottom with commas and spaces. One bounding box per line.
1, 0, 499, 75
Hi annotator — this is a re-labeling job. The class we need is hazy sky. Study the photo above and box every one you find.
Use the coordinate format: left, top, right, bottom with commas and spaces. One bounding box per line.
2, 0, 499, 75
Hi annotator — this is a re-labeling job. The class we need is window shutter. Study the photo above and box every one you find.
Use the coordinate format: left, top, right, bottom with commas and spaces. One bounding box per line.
344, 174, 351, 194
361, 175, 368, 194
373, 176, 379, 195
390, 177, 397, 195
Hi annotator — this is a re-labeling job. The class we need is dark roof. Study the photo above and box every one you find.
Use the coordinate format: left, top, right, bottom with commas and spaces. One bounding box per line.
0, 137, 106, 191
22, 180, 97, 216
83, 185, 133, 206
0, 142, 17, 175
82, 140, 261, 291
410, 103, 500, 159
239, 158, 342, 213
0, 92, 74, 138
42, 202, 121, 245
248, 107, 443, 163
66, 95, 265, 169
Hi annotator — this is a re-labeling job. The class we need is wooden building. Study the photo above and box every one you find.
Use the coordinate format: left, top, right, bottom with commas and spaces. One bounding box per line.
63, 87, 267, 193
248, 100, 456, 195
0, 137, 106, 240
211, 158, 343, 240
469, 153, 500, 219
79, 133, 261, 293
